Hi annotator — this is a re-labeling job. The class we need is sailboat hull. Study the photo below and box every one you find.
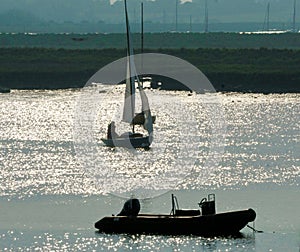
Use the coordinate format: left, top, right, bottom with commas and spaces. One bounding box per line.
101, 136, 151, 149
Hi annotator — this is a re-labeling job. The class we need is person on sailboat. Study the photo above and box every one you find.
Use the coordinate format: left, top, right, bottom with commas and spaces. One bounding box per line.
107, 121, 118, 139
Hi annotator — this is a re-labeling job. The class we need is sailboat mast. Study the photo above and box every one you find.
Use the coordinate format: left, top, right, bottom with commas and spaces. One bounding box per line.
267, 2, 270, 31
125, 0, 130, 55
175, 0, 178, 31
204, 0, 208, 33
141, 2, 144, 54
124, 0, 135, 133
263, 2, 270, 31
293, 0, 297, 32
141, 2, 144, 88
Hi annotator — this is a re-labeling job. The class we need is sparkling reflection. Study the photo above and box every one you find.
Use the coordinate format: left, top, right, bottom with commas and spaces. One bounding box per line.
0, 90, 299, 198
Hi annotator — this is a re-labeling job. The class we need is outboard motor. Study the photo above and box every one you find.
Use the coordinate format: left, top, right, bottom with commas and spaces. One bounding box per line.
117, 198, 140, 216
199, 194, 216, 215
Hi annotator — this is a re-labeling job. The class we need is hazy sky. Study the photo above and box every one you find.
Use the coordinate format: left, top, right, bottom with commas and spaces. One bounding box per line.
0, 0, 298, 24
110, 0, 197, 4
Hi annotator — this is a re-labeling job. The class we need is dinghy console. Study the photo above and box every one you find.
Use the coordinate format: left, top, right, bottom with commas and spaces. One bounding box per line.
171, 194, 201, 216
199, 194, 216, 215
170, 193, 216, 216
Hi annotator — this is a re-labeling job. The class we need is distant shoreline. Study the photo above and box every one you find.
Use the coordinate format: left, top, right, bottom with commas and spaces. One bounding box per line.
1, 32, 300, 50
1, 33, 300, 93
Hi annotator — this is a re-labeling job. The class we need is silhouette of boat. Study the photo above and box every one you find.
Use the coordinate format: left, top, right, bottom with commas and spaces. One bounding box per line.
95, 194, 256, 236
101, 0, 153, 149
0, 87, 10, 93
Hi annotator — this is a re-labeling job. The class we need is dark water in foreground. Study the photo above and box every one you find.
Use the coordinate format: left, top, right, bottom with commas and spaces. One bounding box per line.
0, 90, 299, 251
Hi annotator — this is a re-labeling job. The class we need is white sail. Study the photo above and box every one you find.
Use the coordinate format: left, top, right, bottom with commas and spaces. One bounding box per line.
137, 80, 153, 137
122, 57, 135, 123
122, 0, 135, 123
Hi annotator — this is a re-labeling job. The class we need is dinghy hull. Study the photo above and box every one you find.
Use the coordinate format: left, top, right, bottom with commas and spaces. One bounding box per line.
95, 209, 256, 236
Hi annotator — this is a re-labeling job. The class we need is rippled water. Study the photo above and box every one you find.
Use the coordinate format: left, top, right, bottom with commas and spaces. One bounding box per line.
0, 89, 299, 251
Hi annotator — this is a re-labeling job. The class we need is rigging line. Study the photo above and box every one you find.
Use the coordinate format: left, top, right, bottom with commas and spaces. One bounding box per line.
247, 224, 263, 233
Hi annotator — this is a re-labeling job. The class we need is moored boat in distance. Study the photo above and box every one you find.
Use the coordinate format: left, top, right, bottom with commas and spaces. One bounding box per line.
94, 194, 256, 236
0, 87, 10, 93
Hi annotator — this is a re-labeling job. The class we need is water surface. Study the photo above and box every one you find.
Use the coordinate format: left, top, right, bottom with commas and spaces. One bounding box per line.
0, 90, 299, 251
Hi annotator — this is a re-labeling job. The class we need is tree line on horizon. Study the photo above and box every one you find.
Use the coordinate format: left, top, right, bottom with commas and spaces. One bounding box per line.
1, 47, 299, 91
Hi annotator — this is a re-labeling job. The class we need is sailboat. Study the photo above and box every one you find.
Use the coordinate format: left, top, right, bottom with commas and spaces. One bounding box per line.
101, 0, 153, 149
293, 0, 297, 32
263, 2, 270, 32
204, 0, 208, 33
